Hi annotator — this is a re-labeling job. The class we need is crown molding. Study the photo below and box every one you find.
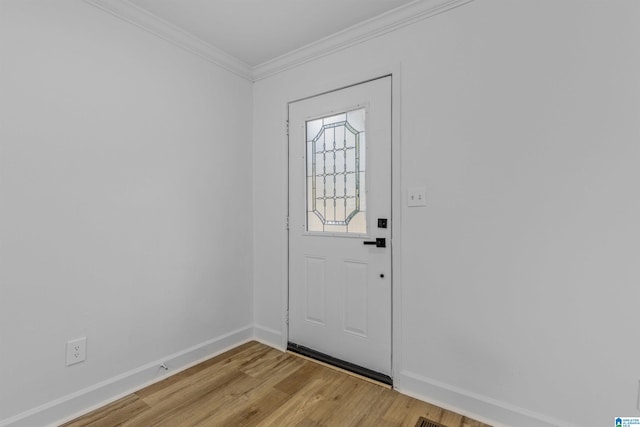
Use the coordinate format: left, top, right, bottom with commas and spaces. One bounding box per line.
84, 0, 253, 81
84, 0, 473, 82
251, 0, 475, 81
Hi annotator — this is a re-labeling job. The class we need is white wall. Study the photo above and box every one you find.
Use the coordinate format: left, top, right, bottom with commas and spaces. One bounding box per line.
0, 0, 253, 424
2, 1, 639, 425
252, 1, 640, 426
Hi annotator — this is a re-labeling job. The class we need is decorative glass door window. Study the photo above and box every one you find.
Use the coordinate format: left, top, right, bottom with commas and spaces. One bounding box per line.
306, 108, 366, 234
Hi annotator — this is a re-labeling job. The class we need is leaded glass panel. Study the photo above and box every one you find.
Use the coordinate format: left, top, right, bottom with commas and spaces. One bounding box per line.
306, 108, 366, 234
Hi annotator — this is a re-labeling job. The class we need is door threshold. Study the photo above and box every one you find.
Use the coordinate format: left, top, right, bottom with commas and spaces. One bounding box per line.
287, 342, 392, 387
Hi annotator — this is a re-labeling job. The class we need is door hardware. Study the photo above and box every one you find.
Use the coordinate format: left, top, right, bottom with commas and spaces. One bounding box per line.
363, 238, 386, 248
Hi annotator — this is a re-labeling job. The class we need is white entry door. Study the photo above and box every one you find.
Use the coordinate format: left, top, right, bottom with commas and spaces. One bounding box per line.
288, 76, 392, 379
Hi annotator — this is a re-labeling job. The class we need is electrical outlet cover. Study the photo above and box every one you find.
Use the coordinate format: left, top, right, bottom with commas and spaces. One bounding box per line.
66, 337, 87, 366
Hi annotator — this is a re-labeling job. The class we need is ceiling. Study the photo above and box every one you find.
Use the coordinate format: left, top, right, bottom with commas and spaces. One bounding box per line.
127, 0, 420, 67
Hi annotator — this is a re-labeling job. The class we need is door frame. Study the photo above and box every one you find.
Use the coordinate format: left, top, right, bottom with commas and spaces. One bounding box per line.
282, 66, 403, 383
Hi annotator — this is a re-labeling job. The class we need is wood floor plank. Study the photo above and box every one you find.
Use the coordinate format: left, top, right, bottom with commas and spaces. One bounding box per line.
153, 354, 304, 426
462, 417, 489, 427
138, 361, 246, 407
190, 355, 306, 426
203, 387, 291, 426
357, 388, 400, 426
316, 379, 384, 426
300, 376, 364, 426
139, 373, 254, 426
439, 411, 464, 427
416, 403, 447, 425
125, 370, 251, 426
295, 419, 326, 427
137, 342, 273, 408
60, 394, 149, 427
63, 341, 492, 427
382, 393, 415, 424
254, 376, 341, 427
238, 347, 288, 377
272, 360, 323, 395
134, 341, 258, 401
383, 393, 444, 426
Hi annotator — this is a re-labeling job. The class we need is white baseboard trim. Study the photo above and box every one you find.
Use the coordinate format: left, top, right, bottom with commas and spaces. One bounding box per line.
252, 324, 284, 350
4, 331, 574, 427
396, 370, 575, 427
0, 325, 254, 427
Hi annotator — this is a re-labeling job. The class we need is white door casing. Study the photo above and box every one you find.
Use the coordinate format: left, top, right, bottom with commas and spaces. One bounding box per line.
288, 76, 392, 377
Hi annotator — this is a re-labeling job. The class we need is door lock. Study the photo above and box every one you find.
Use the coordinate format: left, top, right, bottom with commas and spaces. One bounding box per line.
363, 238, 386, 248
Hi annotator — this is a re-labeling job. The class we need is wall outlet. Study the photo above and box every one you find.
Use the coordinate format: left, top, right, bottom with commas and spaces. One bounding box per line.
66, 337, 87, 366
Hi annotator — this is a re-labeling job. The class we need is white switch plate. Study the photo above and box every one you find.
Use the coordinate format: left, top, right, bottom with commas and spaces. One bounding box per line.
407, 187, 426, 207
66, 337, 87, 366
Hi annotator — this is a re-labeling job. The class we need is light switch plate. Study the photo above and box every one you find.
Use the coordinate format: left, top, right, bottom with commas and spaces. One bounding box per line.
407, 187, 426, 207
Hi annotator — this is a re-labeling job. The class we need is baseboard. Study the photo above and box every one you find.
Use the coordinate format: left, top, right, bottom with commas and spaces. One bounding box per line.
0, 325, 254, 427
252, 324, 284, 350
3, 329, 573, 427
396, 370, 576, 427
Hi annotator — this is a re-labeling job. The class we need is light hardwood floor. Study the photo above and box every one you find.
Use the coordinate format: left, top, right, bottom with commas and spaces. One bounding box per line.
62, 341, 491, 427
